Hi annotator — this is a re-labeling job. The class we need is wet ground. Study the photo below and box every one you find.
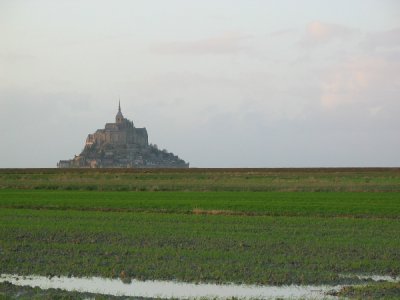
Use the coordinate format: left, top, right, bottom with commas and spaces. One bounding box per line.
1, 273, 399, 299
0, 273, 341, 299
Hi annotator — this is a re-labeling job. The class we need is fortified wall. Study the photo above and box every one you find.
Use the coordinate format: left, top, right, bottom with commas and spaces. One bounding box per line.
58, 103, 189, 168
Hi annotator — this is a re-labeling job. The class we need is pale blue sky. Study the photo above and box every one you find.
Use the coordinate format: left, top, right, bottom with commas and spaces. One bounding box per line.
1, 0, 399, 167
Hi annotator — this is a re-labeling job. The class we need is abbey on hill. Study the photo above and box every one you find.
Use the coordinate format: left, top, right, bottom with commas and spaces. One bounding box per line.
58, 103, 189, 168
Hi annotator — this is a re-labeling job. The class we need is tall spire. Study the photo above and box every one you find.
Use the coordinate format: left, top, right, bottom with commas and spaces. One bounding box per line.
116, 98, 124, 123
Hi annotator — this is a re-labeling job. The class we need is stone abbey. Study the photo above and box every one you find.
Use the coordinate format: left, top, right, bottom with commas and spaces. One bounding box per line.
58, 103, 189, 168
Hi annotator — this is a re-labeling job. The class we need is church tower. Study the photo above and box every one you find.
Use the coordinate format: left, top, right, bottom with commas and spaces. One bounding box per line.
116, 100, 124, 123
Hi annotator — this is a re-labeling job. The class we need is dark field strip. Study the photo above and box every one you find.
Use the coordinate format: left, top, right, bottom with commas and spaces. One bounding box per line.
1, 190, 400, 219
1, 208, 399, 285
1, 168, 400, 192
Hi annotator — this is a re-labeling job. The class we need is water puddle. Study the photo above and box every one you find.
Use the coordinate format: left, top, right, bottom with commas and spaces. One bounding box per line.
0, 274, 339, 299
339, 274, 400, 283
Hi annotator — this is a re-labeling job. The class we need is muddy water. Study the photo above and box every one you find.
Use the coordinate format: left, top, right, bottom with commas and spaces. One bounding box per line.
0, 274, 339, 299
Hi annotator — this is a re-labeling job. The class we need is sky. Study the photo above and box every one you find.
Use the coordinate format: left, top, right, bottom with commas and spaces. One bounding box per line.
1, 0, 400, 167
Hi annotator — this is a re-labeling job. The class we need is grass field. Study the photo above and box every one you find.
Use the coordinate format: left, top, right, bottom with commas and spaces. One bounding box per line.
333, 282, 400, 299
0, 168, 399, 297
1, 167, 400, 192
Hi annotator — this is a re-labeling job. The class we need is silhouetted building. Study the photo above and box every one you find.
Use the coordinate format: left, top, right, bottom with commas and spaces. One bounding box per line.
58, 102, 189, 168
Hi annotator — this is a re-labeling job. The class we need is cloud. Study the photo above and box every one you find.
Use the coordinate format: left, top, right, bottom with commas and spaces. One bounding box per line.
299, 21, 355, 47
362, 27, 400, 52
320, 56, 400, 113
268, 28, 295, 37
320, 27, 400, 111
0, 52, 36, 62
151, 32, 252, 55
0, 89, 99, 167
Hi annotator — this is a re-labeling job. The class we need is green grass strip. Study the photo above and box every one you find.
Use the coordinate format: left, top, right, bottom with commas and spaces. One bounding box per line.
0, 190, 399, 219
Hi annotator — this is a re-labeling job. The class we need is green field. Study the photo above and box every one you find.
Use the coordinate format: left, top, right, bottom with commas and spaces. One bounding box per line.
1, 168, 400, 192
0, 168, 399, 297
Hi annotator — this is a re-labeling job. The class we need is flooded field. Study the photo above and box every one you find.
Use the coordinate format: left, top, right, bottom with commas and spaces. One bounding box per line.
339, 274, 400, 283
0, 274, 341, 299
2, 273, 399, 299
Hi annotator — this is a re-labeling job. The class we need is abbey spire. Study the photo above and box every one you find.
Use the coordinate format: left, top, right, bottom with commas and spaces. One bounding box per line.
116, 99, 124, 123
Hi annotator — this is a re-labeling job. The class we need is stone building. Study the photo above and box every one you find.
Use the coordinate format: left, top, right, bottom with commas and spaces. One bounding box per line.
58, 102, 189, 168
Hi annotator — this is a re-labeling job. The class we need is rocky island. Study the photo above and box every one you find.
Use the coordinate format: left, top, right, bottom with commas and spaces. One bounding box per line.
58, 103, 189, 168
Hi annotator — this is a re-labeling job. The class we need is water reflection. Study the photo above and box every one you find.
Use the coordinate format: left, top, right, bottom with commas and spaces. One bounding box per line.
0, 274, 339, 299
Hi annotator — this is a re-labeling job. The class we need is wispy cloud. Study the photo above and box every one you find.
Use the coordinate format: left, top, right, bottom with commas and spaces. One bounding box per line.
0, 52, 36, 62
299, 21, 356, 47
321, 56, 400, 112
150, 32, 252, 55
362, 27, 400, 51
268, 28, 295, 37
